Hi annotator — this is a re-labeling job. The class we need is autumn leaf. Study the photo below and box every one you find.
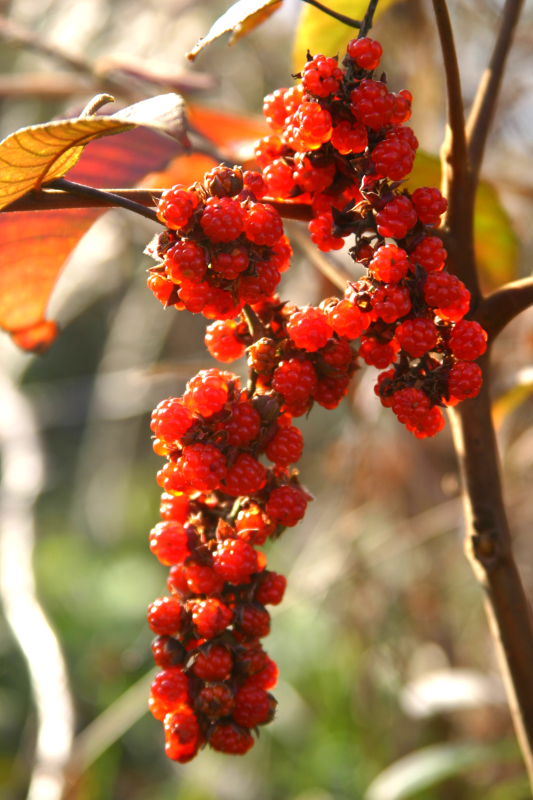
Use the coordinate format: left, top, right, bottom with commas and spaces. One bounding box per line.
0, 93, 186, 211
293, 0, 398, 71
187, 0, 283, 61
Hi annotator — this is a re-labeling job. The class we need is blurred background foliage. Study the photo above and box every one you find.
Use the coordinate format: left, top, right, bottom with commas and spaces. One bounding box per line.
1, 0, 533, 798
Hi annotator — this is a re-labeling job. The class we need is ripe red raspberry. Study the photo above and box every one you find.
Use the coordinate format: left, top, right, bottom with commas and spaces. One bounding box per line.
302, 54, 343, 97
235, 505, 275, 545
294, 101, 333, 148
157, 460, 187, 493
203, 287, 244, 321
448, 320, 488, 360
233, 685, 275, 727
209, 722, 254, 755
167, 563, 191, 598
266, 485, 309, 526
350, 79, 395, 129
331, 120, 368, 154
223, 400, 261, 447
157, 185, 199, 230
205, 319, 246, 363
410, 405, 446, 438
293, 155, 336, 193
180, 443, 227, 491
347, 37, 383, 70
374, 368, 396, 407
391, 387, 432, 426
150, 667, 190, 720
147, 273, 177, 307
190, 597, 234, 638
183, 562, 225, 595
424, 273, 467, 311
160, 492, 190, 523
369, 244, 410, 283
213, 538, 259, 584
238, 262, 281, 304
177, 279, 212, 314
309, 212, 345, 251
244, 202, 284, 246
195, 684, 235, 720
184, 369, 232, 417
286, 307, 333, 352
373, 285, 412, 323
270, 235, 293, 272
211, 245, 249, 279
409, 236, 447, 272
151, 635, 187, 669
255, 134, 285, 167
436, 284, 471, 322
149, 520, 191, 566
244, 656, 279, 690
164, 706, 202, 763
263, 158, 296, 198
200, 196, 244, 242
265, 424, 304, 466
411, 187, 448, 226
193, 644, 233, 681
396, 317, 439, 358
150, 397, 195, 444
371, 138, 416, 181
448, 361, 483, 403
166, 240, 207, 283
314, 375, 351, 409
255, 571, 287, 605
243, 169, 267, 199
237, 604, 271, 638
391, 90, 412, 124
327, 299, 370, 340
223, 452, 267, 497
263, 88, 291, 130
247, 337, 279, 376
148, 596, 185, 636
376, 195, 418, 239
272, 358, 318, 407
359, 336, 400, 368
320, 337, 355, 369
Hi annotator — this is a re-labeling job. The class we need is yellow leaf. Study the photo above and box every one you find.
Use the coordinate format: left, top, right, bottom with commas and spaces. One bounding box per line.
0, 93, 186, 212
187, 0, 283, 61
293, 0, 398, 71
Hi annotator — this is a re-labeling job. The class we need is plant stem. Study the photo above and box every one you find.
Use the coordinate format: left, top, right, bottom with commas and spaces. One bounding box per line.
359, 0, 380, 38
432, 0, 479, 305
300, 0, 361, 29
466, 0, 525, 182
45, 179, 160, 222
474, 277, 533, 340
242, 305, 265, 342
449, 366, 533, 787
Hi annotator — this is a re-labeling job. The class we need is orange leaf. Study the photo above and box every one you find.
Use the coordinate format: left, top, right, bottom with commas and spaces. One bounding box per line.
188, 104, 267, 160
187, 0, 283, 61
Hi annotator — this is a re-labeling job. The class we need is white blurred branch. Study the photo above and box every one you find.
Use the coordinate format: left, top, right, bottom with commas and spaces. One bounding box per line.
0, 371, 74, 800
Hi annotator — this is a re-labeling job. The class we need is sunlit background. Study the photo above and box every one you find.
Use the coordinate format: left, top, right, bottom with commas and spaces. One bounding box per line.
1, 1, 533, 798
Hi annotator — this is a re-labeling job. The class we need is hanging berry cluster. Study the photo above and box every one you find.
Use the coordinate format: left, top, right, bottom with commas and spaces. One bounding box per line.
145, 36, 488, 762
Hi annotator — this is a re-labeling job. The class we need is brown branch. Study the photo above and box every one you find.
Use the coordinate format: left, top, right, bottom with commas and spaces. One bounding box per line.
474, 277, 533, 340
432, 1, 479, 305
466, 0, 525, 181
449, 363, 533, 788
300, 0, 361, 29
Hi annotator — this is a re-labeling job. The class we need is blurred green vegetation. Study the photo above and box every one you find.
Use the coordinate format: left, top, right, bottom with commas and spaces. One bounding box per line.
1, 1, 533, 799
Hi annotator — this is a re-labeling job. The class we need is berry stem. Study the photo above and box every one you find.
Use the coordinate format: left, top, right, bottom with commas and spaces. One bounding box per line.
299, 0, 362, 29
359, 0, 380, 39
449, 366, 533, 789
3, 186, 161, 213
474, 277, 533, 340
466, 0, 525, 183
46, 178, 160, 223
431, 0, 479, 305
242, 305, 265, 342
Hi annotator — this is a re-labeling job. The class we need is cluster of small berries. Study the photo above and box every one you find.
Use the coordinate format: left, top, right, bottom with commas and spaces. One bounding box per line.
147, 366, 311, 760
147, 165, 291, 319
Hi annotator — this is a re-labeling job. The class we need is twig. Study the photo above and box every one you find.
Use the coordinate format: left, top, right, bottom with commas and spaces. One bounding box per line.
359, 0, 380, 38
474, 277, 533, 340
300, 0, 361, 29
449, 368, 533, 788
431, 0, 479, 304
466, 0, 525, 181
46, 179, 160, 223
0, 370, 74, 800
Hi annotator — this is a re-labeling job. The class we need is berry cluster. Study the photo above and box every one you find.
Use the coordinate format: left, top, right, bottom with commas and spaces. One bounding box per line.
147, 166, 291, 319
145, 35, 489, 762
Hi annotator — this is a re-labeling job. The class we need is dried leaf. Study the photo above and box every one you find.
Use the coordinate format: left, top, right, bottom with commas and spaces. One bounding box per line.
187, 0, 283, 61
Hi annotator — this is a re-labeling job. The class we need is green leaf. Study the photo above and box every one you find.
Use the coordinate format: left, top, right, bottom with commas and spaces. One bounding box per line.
0, 93, 186, 211
292, 0, 399, 72
187, 0, 283, 61
406, 150, 519, 290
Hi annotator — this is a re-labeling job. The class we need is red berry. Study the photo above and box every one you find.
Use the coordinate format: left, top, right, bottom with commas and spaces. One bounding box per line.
244, 202, 284, 246
200, 196, 244, 242
205, 319, 246, 363
448, 361, 483, 403
376, 196, 418, 239
193, 644, 233, 681
351, 79, 395, 130
448, 320, 488, 360
309, 212, 345, 251
212, 245, 249, 279
395, 317, 439, 358
371, 137, 415, 181
147, 273, 177, 307
213, 538, 259, 584
166, 240, 207, 283
369, 244, 410, 283
183, 562, 225, 595
151, 635, 187, 669
265, 423, 304, 466
255, 571, 287, 605
164, 706, 202, 762
302, 54, 343, 98
391, 387, 431, 426
180, 443, 227, 491
151, 397, 195, 444
294, 101, 333, 148
373, 285, 412, 323
327, 299, 370, 340
190, 597, 234, 638
184, 369, 233, 417
410, 236, 447, 272
235, 505, 275, 545
411, 187, 447, 226
224, 400, 261, 446
293, 154, 336, 193
359, 336, 400, 368
148, 596, 185, 636
347, 37, 383, 70
149, 520, 191, 566
266, 485, 309, 526
158, 185, 199, 230
331, 120, 368, 155
195, 683, 235, 720
263, 158, 296, 198
209, 722, 254, 755
286, 307, 333, 352
233, 685, 275, 727
150, 667, 190, 720
272, 358, 318, 408
237, 603, 271, 638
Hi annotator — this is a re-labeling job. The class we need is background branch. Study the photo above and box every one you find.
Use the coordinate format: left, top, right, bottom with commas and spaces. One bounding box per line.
474, 277, 533, 339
